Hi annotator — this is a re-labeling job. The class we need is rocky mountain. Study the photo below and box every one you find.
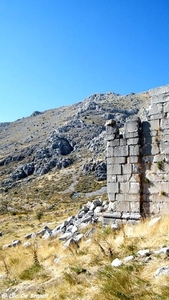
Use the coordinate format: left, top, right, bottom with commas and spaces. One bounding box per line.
0, 90, 150, 213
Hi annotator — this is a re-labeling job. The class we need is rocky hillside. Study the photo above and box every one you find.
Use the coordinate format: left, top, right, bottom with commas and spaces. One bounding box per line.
0, 90, 150, 213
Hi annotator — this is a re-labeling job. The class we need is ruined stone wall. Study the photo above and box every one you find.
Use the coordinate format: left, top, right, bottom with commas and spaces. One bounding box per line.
104, 85, 169, 225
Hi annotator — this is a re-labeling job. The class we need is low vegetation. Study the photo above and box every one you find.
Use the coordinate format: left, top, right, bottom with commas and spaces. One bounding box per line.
1, 207, 169, 299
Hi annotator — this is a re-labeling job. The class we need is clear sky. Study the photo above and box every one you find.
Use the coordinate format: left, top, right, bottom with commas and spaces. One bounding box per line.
0, 0, 169, 122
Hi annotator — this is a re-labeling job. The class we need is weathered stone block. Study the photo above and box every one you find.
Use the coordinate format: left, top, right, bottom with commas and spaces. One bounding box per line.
125, 132, 139, 138
107, 147, 114, 157
164, 102, 169, 113
111, 157, 127, 164
129, 174, 140, 182
108, 194, 116, 202
108, 139, 120, 147
122, 212, 130, 219
106, 124, 119, 135
122, 164, 132, 174
116, 194, 125, 201
127, 156, 140, 163
151, 143, 160, 155
107, 182, 119, 194
129, 145, 140, 156
129, 212, 141, 220
120, 138, 127, 146
148, 104, 163, 115
149, 113, 164, 120
149, 119, 160, 130
151, 93, 169, 104
125, 120, 139, 133
107, 164, 121, 175
115, 201, 130, 212
117, 174, 131, 182
114, 145, 128, 157
125, 194, 140, 202
120, 182, 129, 193
127, 138, 139, 145
161, 142, 169, 155
107, 174, 116, 183
161, 118, 169, 130
132, 164, 140, 174
129, 182, 140, 194
107, 134, 116, 141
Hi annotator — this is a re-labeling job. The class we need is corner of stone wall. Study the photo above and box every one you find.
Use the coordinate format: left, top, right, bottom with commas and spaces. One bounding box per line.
104, 116, 142, 225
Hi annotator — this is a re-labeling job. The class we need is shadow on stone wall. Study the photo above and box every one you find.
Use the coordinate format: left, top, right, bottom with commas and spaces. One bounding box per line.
140, 121, 152, 217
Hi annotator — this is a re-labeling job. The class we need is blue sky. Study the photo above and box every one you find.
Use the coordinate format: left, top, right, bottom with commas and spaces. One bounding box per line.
0, 0, 169, 122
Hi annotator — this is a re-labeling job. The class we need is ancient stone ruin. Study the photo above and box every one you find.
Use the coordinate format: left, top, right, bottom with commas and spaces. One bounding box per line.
104, 85, 169, 225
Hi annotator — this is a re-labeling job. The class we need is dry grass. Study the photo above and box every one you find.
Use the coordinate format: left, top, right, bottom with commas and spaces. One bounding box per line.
0, 212, 169, 299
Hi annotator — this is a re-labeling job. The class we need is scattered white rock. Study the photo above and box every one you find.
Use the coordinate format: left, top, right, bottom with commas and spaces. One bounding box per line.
149, 217, 161, 226
153, 247, 169, 255
154, 266, 169, 277
137, 249, 150, 256
23, 241, 32, 248
123, 255, 134, 263
111, 258, 123, 267
59, 232, 72, 241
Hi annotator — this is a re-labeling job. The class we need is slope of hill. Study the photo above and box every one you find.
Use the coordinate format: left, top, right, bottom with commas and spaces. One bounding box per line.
0, 90, 150, 213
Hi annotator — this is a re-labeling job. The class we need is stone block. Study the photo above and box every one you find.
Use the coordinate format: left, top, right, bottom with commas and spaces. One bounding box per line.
148, 104, 163, 115
111, 157, 127, 164
129, 145, 140, 156
151, 93, 169, 104
161, 118, 169, 130
107, 147, 114, 157
149, 119, 160, 130
107, 134, 116, 141
132, 163, 141, 174
107, 182, 119, 194
122, 212, 130, 219
129, 182, 140, 194
122, 163, 132, 174
114, 145, 128, 157
129, 212, 141, 220
129, 174, 140, 182
164, 102, 169, 113
163, 135, 169, 142
120, 182, 129, 193
107, 139, 120, 147
153, 154, 165, 163
117, 174, 131, 182
127, 156, 140, 163
151, 143, 160, 155
125, 132, 139, 138
107, 164, 121, 175
127, 138, 139, 145
161, 142, 169, 155
125, 194, 140, 202
115, 201, 130, 212
119, 138, 127, 146
116, 194, 125, 201
149, 113, 164, 120
125, 120, 139, 133
107, 174, 117, 182
106, 124, 119, 135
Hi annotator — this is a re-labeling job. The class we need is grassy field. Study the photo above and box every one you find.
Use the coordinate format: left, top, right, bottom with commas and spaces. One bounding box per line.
1, 205, 169, 299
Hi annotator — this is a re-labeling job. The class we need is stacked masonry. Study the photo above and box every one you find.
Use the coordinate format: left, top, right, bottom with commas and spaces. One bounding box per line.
104, 84, 169, 225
